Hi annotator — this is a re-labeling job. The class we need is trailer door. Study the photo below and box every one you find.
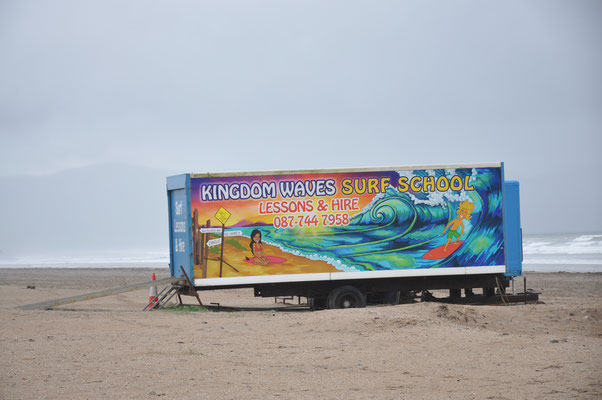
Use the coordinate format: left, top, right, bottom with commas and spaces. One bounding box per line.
167, 174, 193, 280
503, 180, 522, 276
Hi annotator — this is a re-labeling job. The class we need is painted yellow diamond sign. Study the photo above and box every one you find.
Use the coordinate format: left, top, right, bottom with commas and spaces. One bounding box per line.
214, 206, 231, 225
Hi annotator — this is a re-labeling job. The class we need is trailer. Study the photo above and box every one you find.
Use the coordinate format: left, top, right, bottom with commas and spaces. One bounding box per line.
166, 162, 523, 309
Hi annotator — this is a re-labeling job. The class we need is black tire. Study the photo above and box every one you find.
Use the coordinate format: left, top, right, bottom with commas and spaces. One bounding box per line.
326, 286, 367, 309
307, 297, 326, 310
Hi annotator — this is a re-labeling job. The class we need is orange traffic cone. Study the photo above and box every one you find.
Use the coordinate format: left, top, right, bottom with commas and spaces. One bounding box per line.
148, 273, 158, 309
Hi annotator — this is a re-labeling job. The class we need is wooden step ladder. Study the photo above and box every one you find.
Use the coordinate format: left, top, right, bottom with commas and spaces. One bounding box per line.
143, 266, 203, 311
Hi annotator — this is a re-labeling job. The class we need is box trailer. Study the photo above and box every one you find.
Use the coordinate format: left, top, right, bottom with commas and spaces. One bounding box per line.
166, 162, 522, 308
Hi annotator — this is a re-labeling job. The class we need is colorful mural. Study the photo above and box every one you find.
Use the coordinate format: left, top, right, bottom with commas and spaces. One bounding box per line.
189, 167, 505, 279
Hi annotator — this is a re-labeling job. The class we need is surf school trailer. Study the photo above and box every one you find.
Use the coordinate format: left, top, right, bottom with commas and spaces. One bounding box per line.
166, 162, 522, 309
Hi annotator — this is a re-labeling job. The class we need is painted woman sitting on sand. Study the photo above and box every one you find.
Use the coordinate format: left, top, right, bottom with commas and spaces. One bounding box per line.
249, 229, 270, 265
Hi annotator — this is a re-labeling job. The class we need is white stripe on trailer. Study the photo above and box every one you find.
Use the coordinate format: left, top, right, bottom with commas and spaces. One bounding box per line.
329, 268, 465, 281
464, 265, 507, 274
195, 272, 331, 287
329, 265, 506, 280
193, 265, 507, 287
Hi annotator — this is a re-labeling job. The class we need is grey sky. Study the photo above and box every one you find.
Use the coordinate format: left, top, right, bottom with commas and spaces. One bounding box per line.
1, 1, 601, 242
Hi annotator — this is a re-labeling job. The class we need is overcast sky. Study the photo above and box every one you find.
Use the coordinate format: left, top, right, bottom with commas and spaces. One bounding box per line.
1, 1, 601, 237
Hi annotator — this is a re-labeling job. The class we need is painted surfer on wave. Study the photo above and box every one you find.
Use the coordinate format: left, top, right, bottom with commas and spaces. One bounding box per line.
440, 200, 475, 252
249, 229, 270, 265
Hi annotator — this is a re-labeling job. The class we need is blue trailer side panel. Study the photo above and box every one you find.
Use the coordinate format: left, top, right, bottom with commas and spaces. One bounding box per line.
503, 180, 522, 276
167, 174, 193, 279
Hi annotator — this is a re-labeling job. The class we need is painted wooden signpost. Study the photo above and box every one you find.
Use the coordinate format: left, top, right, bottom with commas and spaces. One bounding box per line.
214, 206, 232, 278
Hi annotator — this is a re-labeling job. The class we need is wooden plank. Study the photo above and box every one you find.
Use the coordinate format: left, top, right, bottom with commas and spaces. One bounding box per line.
22, 277, 184, 310
180, 266, 203, 306
202, 219, 210, 279
193, 208, 199, 265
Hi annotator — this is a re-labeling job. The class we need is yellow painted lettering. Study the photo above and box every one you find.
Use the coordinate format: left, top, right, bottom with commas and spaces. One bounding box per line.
341, 179, 353, 195
381, 177, 391, 192
464, 175, 474, 191
436, 176, 449, 191
423, 176, 435, 192
367, 178, 379, 194
450, 175, 463, 191
410, 176, 422, 192
398, 177, 409, 192
354, 178, 366, 194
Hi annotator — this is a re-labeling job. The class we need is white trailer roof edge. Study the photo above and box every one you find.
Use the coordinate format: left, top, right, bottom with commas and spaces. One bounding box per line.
190, 162, 502, 179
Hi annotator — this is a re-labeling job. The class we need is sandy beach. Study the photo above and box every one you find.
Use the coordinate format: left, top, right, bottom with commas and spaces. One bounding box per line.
0, 268, 600, 399
198, 237, 340, 279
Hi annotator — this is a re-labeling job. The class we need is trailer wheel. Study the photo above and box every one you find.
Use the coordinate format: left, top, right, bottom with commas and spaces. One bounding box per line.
327, 286, 366, 309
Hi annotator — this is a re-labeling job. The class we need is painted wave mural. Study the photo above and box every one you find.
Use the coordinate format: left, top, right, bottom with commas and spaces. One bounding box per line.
232, 167, 505, 272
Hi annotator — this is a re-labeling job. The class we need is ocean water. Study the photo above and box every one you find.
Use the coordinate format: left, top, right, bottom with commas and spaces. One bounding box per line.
522, 233, 602, 273
0, 234, 600, 273
0, 250, 169, 269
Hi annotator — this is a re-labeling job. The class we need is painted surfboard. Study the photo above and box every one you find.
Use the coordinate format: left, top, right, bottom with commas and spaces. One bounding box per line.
422, 241, 464, 260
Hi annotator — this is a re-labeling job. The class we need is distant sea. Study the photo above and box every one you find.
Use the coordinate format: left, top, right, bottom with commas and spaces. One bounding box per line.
0, 233, 600, 273
0, 250, 169, 269
522, 232, 602, 273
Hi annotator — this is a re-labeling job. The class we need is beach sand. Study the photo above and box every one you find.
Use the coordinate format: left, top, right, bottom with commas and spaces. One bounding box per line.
0, 268, 600, 399
198, 237, 339, 279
